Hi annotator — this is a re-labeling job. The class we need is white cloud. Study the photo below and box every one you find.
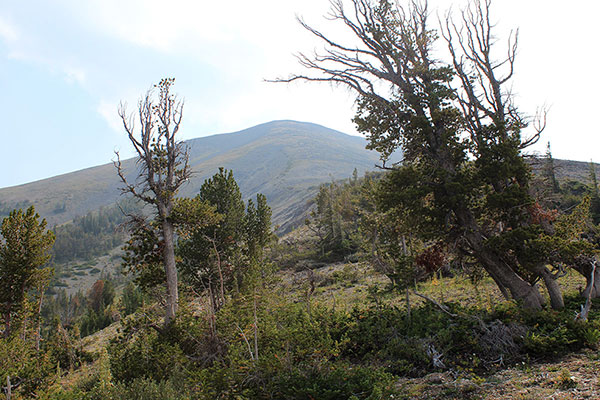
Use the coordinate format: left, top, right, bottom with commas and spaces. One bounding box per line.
0, 16, 18, 43
62, 0, 329, 53
97, 100, 123, 134
64, 66, 86, 85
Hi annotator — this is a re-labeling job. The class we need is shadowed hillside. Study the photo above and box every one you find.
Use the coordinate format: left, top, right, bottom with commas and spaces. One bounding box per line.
0, 120, 382, 232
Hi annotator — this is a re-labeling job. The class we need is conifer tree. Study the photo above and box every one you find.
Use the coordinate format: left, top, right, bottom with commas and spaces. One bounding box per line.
589, 161, 599, 197
177, 169, 273, 307
544, 142, 560, 193
245, 193, 273, 264
279, 0, 591, 309
588, 161, 600, 224
0, 206, 54, 337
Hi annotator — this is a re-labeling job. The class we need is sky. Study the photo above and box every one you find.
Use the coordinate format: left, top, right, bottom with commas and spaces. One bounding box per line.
0, 0, 599, 188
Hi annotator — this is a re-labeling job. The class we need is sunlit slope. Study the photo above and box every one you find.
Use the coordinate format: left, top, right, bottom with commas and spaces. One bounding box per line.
0, 120, 381, 232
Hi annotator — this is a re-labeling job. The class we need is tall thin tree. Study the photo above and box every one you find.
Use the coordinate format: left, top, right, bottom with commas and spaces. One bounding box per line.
114, 78, 191, 324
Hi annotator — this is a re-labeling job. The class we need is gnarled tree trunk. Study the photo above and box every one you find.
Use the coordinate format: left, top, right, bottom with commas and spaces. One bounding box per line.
478, 248, 545, 310
574, 259, 600, 299
162, 219, 178, 324
535, 265, 564, 310
461, 213, 545, 310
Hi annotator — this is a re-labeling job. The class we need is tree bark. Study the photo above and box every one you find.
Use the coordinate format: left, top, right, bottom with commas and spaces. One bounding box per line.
577, 261, 596, 322
460, 212, 545, 310
484, 258, 544, 310
575, 260, 600, 299
536, 265, 564, 310
162, 219, 178, 324
583, 268, 600, 299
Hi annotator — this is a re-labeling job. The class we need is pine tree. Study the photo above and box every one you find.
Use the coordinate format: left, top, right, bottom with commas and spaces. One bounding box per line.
544, 142, 560, 193
589, 161, 599, 197
588, 161, 600, 224
0, 206, 54, 337
279, 0, 591, 309
178, 169, 272, 306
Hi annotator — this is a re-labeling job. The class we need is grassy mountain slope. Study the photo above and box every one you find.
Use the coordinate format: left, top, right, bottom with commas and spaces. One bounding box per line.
0, 120, 381, 232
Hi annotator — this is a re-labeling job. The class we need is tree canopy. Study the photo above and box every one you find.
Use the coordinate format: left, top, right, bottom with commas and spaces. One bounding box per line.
0, 206, 54, 337
280, 0, 595, 309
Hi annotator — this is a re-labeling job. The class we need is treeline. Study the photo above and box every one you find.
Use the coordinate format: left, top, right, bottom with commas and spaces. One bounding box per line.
0, 199, 32, 219
52, 200, 140, 263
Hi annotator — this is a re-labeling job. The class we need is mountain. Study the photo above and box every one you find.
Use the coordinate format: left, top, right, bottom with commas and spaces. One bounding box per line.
0, 120, 383, 233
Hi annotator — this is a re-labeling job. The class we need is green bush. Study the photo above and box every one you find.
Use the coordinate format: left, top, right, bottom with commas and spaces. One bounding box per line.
108, 326, 188, 383
97, 288, 600, 397
266, 362, 397, 400
108, 378, 189, 400
0, 335, 55, 397
40, 378, 188, 400
490, 296, 600, 358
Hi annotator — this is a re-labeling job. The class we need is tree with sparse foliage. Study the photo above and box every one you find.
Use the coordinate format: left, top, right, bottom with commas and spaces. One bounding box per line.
0, 206, 54, 338
115, 78, 191, 324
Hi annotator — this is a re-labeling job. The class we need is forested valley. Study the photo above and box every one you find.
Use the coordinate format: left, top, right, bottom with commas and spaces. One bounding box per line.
3, 0, 600, 399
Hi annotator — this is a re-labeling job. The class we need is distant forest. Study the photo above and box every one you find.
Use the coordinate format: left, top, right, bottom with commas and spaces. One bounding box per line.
51, 200, 141, 263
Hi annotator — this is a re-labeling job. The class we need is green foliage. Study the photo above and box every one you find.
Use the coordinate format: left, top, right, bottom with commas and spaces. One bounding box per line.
245, 193, 274, 264
108, 326, 188, 383
199, 167, 246, 247
304, 174, 378, 263
0, 205, 55, 337
543, 142, 561, 194
41, 378, 187, 400
0, 334, 55, 396
103, 290, 399, 399
77, 279, 117, 337
52, 201, 139, 263
108, 378, 188, 400
46, 322, 90, 370
177, 168, 274, 298
120, 282, 144, 317
265, 361, 396, 400
491, 295, 600, 357
123, 167, 273, 301
288, 0, 600, 310
121, 220, 165, 291
41, 289, 87, 328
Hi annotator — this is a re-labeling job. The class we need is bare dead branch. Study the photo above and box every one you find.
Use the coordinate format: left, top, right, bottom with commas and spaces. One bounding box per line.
413, 290, 458, 317
114, 78, 191, 324
576, 260, 597, 322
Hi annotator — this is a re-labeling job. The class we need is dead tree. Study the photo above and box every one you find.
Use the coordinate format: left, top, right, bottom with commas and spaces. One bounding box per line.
115, 78, 191, 324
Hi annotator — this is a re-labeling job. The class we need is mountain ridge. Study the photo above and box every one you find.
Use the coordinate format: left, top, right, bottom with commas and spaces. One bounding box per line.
0, 120, 381, 233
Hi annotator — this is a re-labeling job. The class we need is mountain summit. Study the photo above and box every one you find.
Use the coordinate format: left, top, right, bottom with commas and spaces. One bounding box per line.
0, 121, 381, 232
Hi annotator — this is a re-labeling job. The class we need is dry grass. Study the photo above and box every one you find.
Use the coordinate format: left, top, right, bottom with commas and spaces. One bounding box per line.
277, 261, 588, 314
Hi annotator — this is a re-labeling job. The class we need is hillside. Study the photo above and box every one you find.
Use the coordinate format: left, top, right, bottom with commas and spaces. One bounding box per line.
0, 120, 382, 233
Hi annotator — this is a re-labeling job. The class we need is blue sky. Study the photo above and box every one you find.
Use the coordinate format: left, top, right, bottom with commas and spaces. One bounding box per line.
1, 0, 599, 188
